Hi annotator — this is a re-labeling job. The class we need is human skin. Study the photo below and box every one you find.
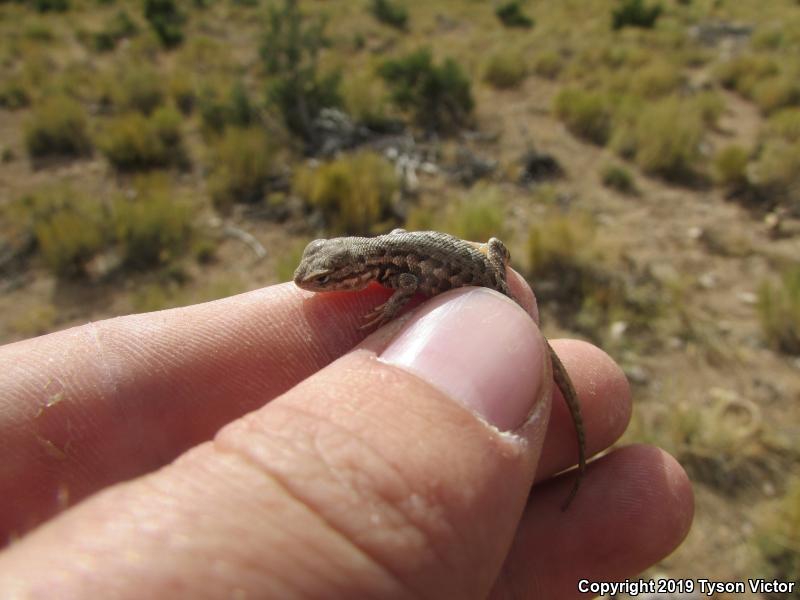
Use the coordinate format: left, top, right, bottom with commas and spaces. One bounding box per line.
0, 273, 693, 598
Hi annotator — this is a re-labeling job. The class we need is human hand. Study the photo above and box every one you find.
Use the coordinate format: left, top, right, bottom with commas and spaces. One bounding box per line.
0, 275, 693, 598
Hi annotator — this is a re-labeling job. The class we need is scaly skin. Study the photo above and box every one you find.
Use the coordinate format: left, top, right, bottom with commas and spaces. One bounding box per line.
294, 228, 586, 509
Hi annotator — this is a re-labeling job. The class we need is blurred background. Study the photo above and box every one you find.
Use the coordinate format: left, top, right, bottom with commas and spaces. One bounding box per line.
0, 0, 798, 595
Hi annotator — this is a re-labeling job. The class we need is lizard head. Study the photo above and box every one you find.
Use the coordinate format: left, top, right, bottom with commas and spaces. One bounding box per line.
293, 238, 371, 291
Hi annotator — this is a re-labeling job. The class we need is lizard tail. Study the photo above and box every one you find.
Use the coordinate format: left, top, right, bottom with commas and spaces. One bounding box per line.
548, 343, 587, 511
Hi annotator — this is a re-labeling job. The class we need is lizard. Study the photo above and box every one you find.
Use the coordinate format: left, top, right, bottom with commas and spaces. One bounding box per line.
293, 228, 586, 510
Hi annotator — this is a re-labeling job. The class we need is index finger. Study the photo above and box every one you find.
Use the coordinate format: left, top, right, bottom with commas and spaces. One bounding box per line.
0, 270, 536, 541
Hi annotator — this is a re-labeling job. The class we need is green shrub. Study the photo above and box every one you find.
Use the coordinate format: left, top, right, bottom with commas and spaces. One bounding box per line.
693, 90, 725, 128
608, 95, 647, 158
293, 152, 398, 235
525, 212, 658, 339
10, 303, 57, 338
113, 177, 193, 269
601, 163, 637, 194
532, 51, 563, 80
527, 213, 595, 281
23, 20, 54, 41
752, 25, 785, 51
714, 54, 779, 97
0, 78, 31, 109
108, 9, 138, 37
33, 0, 69, 12
748, 138, 800, 203
178, 35, 233, 74
100, 107, 188, 171
261, 0, 342, 144
631, 97, 703, 181
379, 48, 473, 134
627, 60, 683, 98
611, 0, 662, 30
228, 81, 255, 127
713, 145, 749, 188
208, 127, 278, 210
111, 63, 165, 114
752, 76, 800, 116
90, 31, 117, 52
766, 108, 800, 142
199, 80, 255, 136
342, 72, 394, 130
169, 72, 196, 114
495, 1, 534, 28
442, 186, 506, 242
90, 10, 137, 52
554, 88, 612, 145
13, 187, 109, 278
36, 210, 105, 278
144, 0, 184, 48
755, 477, 800, 587
24, 96, 93, 159
369, 0, 408, 30
758, 266, 800, 354
484, 49, 527, 89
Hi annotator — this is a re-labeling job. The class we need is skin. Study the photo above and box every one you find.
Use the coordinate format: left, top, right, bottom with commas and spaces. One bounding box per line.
0, 275, 693, 599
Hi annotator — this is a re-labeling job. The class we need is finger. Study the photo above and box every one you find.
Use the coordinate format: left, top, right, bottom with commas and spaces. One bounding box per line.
1, 288, 554, 598
0, 270, 537, 539
492, 445, 694, 599
534, 339, 632, 481
0, 282, 395, 539
507, 268, 539, 322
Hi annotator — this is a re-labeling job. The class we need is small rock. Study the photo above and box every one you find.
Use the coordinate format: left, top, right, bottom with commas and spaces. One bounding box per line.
451, 148, 497, 185
697, 272, 717, 289
85, 250, 122, 281
687, 226, 703, 240
609, 320, 628, 340
624, 364, 649, 385
667, 336, 684, 350
736, 291, 758, 305
420, 161, 438, 175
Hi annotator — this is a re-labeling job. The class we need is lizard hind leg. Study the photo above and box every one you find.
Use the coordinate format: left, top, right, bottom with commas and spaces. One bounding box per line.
486, 237, 514, 298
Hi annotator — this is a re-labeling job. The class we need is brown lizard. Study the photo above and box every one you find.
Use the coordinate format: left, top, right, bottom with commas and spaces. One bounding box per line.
293, 228, 586, 509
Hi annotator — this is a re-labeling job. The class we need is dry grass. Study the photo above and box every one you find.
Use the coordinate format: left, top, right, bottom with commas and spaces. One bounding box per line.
8, 186, 108, 278
293, 152, 399, 235
99, 106, 188, 171
208, 127, 279, 211
113, 176, 195, 270
755, 476, 800, 591
713, 145, 749, 189
484, 48, 528, 90
758, 266, 800, 355
24, 95, 92, 159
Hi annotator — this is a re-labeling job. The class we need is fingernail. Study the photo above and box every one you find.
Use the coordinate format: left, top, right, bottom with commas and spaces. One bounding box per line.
379, 288, 547, 431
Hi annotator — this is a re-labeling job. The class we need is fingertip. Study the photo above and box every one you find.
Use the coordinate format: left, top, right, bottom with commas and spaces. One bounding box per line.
507, 269, 539, 323
621, 444, 695, 540
497, 445, 694, 599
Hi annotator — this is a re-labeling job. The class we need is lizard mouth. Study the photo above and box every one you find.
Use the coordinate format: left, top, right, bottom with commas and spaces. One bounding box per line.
294, 268, 333, 288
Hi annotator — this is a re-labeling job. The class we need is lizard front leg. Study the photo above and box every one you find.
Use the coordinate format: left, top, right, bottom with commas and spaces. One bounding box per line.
359, 272, 418, 330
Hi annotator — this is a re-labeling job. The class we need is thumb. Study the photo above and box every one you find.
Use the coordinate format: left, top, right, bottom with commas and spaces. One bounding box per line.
0, 288, 552, 599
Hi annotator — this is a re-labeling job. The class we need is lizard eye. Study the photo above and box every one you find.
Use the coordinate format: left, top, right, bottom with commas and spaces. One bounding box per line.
315, 275, 331, 285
